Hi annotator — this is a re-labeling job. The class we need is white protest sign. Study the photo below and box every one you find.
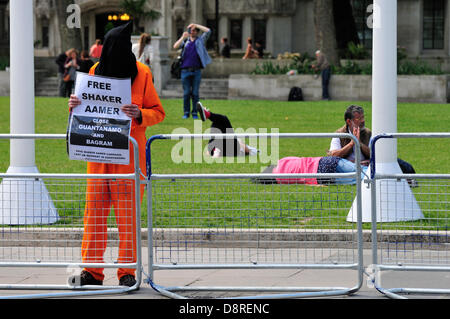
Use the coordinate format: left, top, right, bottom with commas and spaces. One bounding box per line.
68, 72, 132, 165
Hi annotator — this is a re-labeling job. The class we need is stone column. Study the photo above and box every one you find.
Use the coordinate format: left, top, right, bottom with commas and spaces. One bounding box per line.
150, 36, 171, 95
154, 0, 170, 40
266, 16, 292, 57
243, 16, 252, 46
190, 0, 204, 24
219, 16, 229, 42
1, 0, 58, 225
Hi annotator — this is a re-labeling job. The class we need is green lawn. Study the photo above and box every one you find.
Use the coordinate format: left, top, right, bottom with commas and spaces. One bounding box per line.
0, 96, 448, 174
0, 97, 448, 230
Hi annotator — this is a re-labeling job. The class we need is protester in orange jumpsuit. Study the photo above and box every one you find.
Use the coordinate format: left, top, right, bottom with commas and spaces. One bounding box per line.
68, 22, 165, 287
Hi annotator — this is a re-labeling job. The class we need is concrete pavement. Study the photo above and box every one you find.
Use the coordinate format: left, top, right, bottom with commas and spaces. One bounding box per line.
0, 248, 449, 300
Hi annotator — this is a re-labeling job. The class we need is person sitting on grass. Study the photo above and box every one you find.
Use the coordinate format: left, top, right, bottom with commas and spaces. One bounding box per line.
328, 104, 417, 186
197, 101, 258, 157
254, 156, 368, 185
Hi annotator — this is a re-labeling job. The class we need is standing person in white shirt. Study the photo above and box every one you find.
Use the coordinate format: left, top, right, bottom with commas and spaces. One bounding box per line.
132, 33, 153, 69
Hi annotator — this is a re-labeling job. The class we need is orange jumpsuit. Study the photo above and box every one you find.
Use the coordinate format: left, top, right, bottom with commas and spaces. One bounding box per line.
81, 62, 165, 281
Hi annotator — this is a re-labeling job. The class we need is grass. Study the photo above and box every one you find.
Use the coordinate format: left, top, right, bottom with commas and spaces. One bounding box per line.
0, 96, 449, 230
1, 97, 448, 174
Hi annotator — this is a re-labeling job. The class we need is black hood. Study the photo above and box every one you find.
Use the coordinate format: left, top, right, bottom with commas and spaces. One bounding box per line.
95, 22, 138, 83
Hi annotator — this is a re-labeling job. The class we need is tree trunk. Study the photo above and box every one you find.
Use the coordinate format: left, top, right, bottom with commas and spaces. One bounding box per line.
54, 0, 82, 52
313, 0, 339, 65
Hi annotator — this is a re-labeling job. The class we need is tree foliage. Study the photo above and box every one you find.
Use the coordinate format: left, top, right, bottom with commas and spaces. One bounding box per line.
120, 0, 161, 34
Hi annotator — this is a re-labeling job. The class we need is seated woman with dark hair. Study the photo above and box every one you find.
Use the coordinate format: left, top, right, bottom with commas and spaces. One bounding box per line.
255, 156, 368, 185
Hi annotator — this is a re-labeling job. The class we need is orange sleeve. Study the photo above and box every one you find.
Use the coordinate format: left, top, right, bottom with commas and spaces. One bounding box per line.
136, 67, 165, 128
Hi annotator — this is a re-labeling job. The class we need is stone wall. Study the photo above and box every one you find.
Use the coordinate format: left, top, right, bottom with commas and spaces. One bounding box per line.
202, 58, 293, 78
228, 74, 450, 103
2, 67, 449, 104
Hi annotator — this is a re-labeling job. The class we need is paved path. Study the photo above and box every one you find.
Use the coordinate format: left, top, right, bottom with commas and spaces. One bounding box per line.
0, 248, 448, 300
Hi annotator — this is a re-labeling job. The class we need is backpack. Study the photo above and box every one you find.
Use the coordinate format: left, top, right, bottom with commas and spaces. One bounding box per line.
288, 87, 303, 101
170, 56, 182, 79
397, 158, 416, 174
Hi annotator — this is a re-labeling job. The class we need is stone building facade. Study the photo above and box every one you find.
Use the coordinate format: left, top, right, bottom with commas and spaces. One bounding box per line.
0, 0, 449, 60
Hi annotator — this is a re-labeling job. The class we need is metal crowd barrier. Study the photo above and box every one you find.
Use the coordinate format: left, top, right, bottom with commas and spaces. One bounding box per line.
0, 134, 143, 298
145, 133, 364, 299
368, 133, 450, 299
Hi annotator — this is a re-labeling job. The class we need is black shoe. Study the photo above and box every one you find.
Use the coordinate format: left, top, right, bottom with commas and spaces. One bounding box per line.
196, 102, 207, 122
69, 270, 103, 286
408, 179, 419, 188
119, 274, 137, 287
